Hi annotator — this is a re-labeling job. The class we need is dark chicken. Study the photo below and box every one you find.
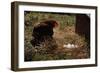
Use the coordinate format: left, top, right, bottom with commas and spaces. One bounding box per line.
30, 20, 58, 47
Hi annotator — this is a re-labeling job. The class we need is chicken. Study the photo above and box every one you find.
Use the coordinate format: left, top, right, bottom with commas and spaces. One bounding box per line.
30, 20, 58, 47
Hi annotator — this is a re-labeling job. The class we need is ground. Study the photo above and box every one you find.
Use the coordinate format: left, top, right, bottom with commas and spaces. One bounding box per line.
24, 11, 90, 61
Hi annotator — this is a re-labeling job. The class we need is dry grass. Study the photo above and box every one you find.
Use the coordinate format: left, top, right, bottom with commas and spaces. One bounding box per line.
53, 26, 89, 59
25, 26, 90, 61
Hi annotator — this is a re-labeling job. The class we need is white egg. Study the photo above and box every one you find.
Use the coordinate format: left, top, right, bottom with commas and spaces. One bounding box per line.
75, 45, 78, 48
63, 44, 67, 48
71, 44, 75, 48
67, 43, 72, 48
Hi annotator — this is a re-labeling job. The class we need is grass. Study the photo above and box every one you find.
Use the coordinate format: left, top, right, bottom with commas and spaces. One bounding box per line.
24, 11, 90, 61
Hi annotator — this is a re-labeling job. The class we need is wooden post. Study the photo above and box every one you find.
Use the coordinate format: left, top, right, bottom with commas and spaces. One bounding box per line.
75, 14, 90, 42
